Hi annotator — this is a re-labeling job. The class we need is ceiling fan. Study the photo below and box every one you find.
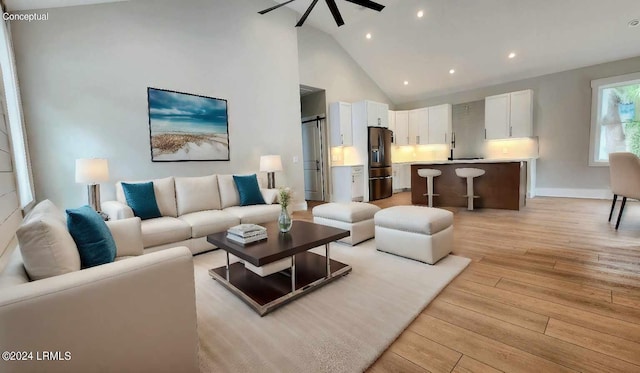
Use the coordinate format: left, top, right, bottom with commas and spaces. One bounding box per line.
259, 0, 385, 27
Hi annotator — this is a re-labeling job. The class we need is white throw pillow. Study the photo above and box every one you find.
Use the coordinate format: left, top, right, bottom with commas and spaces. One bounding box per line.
217, 174, 241, 209
23, 199, 66, 225
260, 188, 278, 205
17, 216, 81, 281
116, 177, 178, 217
175, 175, 221, 215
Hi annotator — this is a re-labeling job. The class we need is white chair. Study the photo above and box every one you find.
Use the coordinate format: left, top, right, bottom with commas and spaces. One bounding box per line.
417, 169, 442, 207
608, 152, 640, 229
455, 168, 485, 210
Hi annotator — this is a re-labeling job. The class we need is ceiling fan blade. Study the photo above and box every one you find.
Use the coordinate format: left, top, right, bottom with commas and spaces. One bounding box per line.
325, 0, 345, 26
258, 0, 297, 15
343, 0, 385, 12
296, 0, 320, 27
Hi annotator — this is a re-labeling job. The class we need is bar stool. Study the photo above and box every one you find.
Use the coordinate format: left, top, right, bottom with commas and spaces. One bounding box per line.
455, 168, 485, 210
417, 169, 441, 207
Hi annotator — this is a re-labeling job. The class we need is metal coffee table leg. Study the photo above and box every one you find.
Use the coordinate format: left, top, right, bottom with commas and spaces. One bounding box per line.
226, 252, 230, 281
326, 243, 331, 278
291, 255, 296, 292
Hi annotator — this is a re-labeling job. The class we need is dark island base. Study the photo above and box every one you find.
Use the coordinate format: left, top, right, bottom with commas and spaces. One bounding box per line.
411, 162, 527, 210
209, 251, 351, 316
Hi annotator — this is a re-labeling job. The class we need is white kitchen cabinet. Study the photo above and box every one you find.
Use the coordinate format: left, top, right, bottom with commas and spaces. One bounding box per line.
392, 163, 411, 192
354, 100, 389, 128
510, 90, 534, 138
395, 111, 409, 145
485, 90, 533, 139
329, 102, 353, 146
427, 104, 452, 145
388, 110, 396, 143
408, 108, 428, 145
331, 165, 364, 202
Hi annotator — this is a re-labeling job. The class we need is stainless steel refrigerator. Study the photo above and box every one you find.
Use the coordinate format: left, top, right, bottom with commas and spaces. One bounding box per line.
368, 127, 393, 201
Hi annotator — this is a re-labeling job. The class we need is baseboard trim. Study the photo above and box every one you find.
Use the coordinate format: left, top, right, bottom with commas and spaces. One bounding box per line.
535, 188, 612, 200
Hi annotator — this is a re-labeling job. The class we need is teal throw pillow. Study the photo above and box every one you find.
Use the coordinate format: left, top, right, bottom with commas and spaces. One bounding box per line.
233, 174, 266, 206
66, 205, 117, 269
121, 181, 162, 220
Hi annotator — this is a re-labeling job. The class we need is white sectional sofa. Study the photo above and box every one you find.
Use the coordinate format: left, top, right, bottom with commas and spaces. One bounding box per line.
0, 205, 199, 372
102, 174, 281, 254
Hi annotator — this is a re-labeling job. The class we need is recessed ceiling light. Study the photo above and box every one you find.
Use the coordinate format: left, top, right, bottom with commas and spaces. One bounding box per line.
404, 81, 409, 86
366, 33, 372, 39
629, 19, 639, 27
508, 52, 517, 59
449, 69, 455, 74
417, 10, 424, 18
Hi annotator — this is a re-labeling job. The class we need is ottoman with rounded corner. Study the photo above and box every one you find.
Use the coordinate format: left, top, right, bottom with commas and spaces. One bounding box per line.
374, 206, 453, 264
312, 202, 381, 245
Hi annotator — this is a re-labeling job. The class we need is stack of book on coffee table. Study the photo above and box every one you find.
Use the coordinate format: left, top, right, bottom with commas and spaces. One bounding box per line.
226, 224, 267, 245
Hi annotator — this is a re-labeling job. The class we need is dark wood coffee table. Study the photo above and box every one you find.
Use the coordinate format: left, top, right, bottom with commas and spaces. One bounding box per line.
207, 220, 351, 316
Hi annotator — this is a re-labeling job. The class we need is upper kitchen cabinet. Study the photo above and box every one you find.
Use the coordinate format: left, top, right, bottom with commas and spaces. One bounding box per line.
427, 104, 452, 145
408, 108, 428, 145
353, 100, 389, 128
395, 111, 409, 145
407, 105, 451, 145
485, 90, 533, 140
388, 110, 396, 143
329, 101, 353, 146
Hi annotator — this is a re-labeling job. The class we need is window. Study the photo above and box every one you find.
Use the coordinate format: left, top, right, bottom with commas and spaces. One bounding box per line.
589, 72, 640, 166
0, 20, 34, 208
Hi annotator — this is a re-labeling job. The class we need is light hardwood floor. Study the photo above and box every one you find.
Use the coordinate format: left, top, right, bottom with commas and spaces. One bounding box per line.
293, 193, 640, 373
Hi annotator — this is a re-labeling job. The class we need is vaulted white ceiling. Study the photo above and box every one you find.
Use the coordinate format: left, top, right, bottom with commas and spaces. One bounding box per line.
7, 0, 640, 105
276, 0, 640, 104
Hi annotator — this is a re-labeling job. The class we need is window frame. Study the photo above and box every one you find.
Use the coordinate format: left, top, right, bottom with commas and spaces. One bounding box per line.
589, 72, 640, 166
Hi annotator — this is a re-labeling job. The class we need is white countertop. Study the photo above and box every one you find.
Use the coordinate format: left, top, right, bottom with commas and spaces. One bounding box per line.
409, 158, 535, 165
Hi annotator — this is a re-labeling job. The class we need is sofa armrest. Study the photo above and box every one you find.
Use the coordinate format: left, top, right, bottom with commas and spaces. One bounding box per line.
0, 247, 199, 373
106, 217, 144, 257
102, 200, 134, 220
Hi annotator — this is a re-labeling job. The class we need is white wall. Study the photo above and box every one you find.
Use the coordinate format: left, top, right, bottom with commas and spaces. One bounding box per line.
298, 26, 392, 200
298, 26, 392, 112
11, 0, 305, 209
397, 56, 640, 197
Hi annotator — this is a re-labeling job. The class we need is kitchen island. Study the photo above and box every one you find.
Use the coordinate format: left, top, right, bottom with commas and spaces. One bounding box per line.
411, 160, 528, 210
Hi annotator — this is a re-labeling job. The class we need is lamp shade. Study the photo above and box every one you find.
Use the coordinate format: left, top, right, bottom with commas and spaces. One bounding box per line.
75, 158, 109, 184
259, 155, 283, 173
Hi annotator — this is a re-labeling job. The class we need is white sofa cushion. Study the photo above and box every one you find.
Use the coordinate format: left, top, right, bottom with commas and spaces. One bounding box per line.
116, 177, 178, 218
217, 174, 241, 209
223, 205, 281, 224
17, 216, 81, 281
106, 218, 144, 257
178, 210, 240, 238
175, 175, 221, 215
140, 217, 191, 248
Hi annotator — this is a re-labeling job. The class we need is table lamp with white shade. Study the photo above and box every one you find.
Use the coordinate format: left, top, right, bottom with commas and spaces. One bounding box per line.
75, 158, 109, 213
260, 155, 283, 189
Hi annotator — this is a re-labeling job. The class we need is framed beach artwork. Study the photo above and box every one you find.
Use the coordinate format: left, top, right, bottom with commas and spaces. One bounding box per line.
147, 87, 230, 161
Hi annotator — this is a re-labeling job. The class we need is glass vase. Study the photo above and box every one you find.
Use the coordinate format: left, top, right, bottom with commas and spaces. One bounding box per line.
278, 206, 293, 233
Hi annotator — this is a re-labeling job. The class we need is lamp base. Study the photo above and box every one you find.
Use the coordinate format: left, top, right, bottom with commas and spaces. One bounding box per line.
267, 172, 276, 189
87, 184, 101, 212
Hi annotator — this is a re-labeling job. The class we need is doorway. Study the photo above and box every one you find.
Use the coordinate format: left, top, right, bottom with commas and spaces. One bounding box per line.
300, 86, 328, 202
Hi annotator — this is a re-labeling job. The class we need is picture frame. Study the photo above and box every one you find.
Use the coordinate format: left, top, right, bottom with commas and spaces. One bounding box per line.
147, 87, 230, 162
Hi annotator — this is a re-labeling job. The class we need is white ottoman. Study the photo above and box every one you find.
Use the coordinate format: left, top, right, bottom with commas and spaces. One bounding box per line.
375, 206, 453, 264
312, 202, 381, 245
